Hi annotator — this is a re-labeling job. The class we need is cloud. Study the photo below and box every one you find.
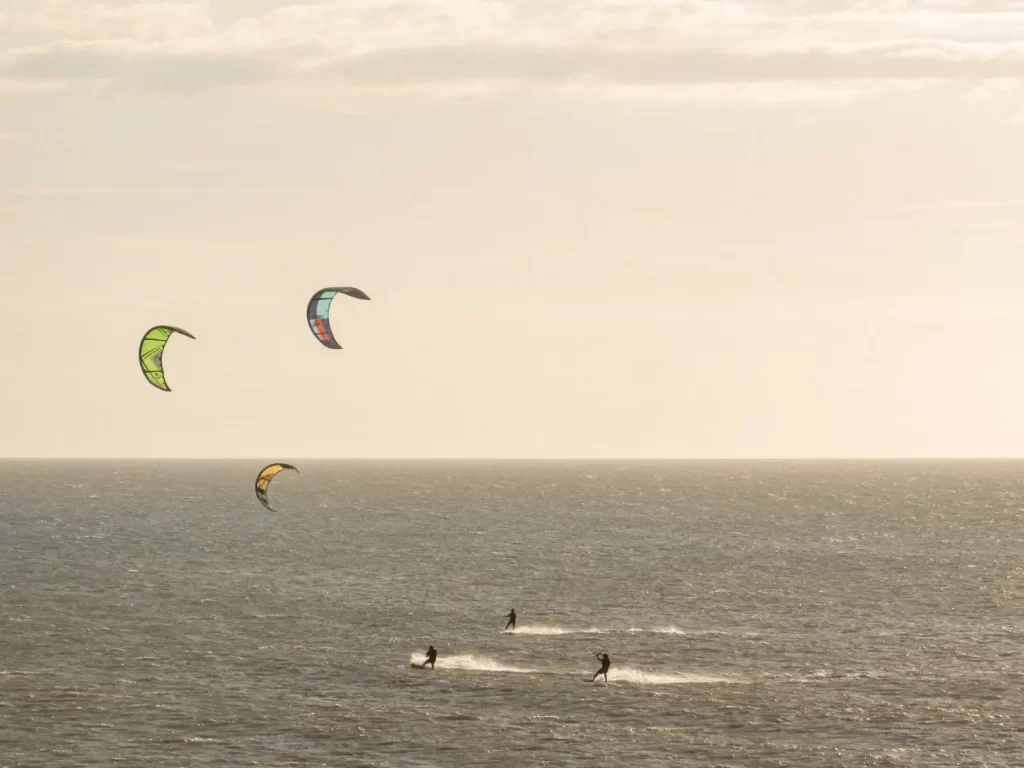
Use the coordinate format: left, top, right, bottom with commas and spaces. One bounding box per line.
2, 41, 287, 92
4, 1, 1024, 98
557, 79, 927, 106
0, 183, 343, 196
316, 41, 1024, 88
7, 38, 1024, 93
0, 2, 214, 44
3, 185, 179, 196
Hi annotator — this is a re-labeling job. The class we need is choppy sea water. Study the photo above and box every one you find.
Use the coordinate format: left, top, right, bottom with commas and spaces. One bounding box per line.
2, 460, 1024, 766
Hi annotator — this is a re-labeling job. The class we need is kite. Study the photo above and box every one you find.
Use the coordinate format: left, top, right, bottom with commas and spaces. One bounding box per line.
139, 325, 196, 392
306, 287, 370, 349
254, 463, 299, 512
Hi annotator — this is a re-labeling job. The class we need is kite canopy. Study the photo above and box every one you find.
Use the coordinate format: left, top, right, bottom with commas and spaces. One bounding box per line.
254, 463, 299, 512
139, 325, 196, 392
306, 287, 370, 349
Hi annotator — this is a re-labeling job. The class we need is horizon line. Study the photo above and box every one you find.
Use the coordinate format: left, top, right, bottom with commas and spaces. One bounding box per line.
3, 456, 1024, 462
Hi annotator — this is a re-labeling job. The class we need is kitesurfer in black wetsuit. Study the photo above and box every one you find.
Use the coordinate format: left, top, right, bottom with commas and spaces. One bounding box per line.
422, 645, 437, 669
591, 652, 611, 682
505, 609, 516, 631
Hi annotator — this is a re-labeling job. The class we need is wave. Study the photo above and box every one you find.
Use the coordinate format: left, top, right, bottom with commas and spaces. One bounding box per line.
787, 669, 884, 683
408, 653, 538, 674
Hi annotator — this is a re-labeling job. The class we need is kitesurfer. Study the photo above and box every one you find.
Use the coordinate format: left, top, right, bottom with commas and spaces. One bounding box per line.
422, 645, 437, 669
505, 608, 516, 631
591, 652, 611, 683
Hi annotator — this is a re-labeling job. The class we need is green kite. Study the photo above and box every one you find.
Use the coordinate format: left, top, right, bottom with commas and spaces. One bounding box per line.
139, 325, 195, 392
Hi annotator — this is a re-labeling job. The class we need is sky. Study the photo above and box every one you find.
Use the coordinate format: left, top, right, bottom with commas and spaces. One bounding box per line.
4, 0, 1024, 458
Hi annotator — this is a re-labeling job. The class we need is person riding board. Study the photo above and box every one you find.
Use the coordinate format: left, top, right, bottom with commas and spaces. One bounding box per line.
422, 645, 437, 669
505, 609, 516, 631
591, 652, 611, 683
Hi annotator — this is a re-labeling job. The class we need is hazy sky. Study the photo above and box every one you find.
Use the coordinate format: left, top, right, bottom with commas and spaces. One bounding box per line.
4, 0, 1024, 458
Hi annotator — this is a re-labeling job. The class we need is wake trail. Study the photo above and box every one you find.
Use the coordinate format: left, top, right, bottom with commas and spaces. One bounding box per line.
405, 653, 740, 685
507, 625, 608, 636
506, 624, 700, 636
599, 666, 737, 685
626, 625, 686, 635
408, 653, 539, 674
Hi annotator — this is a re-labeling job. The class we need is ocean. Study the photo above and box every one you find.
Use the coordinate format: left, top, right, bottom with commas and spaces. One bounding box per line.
2, 460, 1023, 766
